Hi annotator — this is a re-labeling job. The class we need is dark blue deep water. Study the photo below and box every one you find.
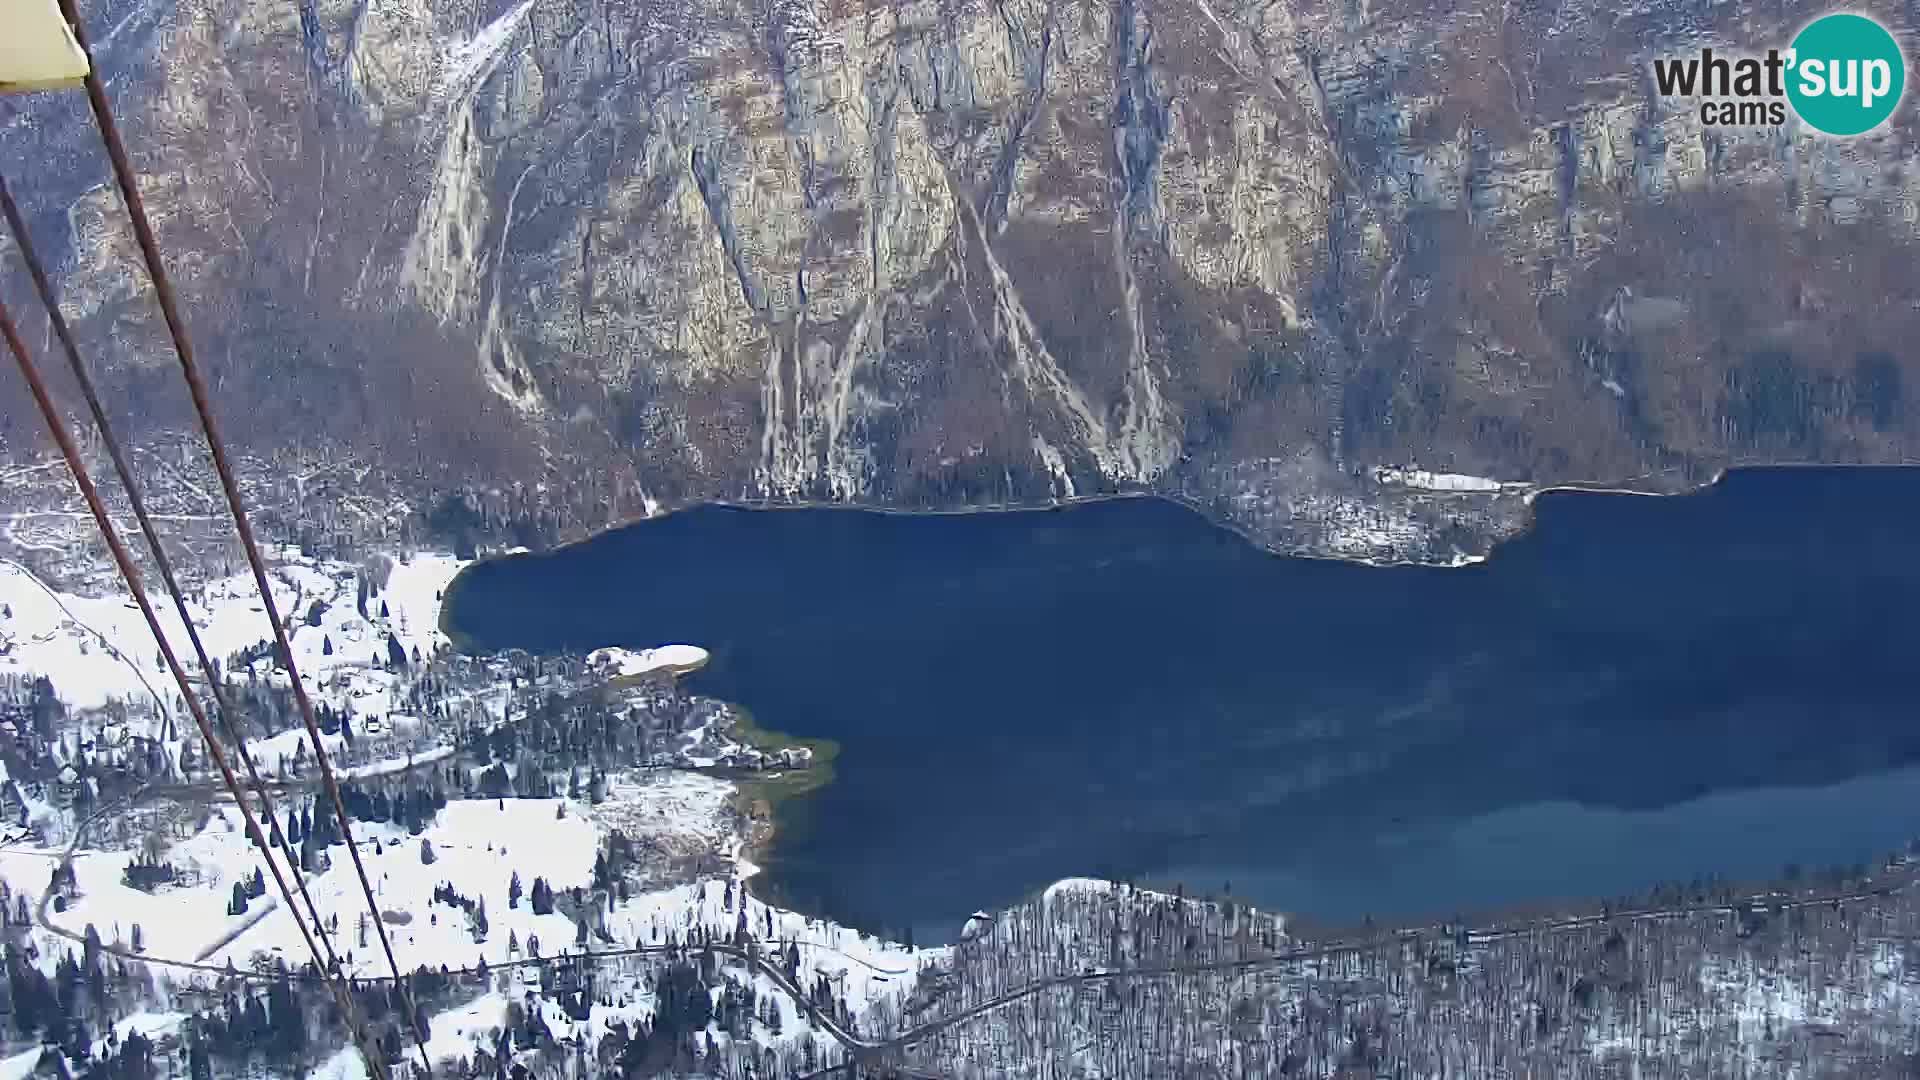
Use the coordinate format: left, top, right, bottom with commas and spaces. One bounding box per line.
444, 468, 1920, 941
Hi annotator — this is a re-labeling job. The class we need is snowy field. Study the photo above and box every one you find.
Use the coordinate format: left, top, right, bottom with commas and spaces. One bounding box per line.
0, 550, 466, 728
0, 777, 942, 1070
588, 771, 737, 862
0, 797, 591, 976
1, 770, 933, 982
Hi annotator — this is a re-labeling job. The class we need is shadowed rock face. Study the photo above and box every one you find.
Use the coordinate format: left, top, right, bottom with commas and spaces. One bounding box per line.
1, 0, 1916, 560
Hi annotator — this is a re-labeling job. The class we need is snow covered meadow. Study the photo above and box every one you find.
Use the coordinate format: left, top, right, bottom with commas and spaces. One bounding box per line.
0, 549, 463, 729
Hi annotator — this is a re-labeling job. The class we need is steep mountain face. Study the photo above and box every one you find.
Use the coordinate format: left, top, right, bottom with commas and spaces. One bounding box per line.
1, 0, 1916, 561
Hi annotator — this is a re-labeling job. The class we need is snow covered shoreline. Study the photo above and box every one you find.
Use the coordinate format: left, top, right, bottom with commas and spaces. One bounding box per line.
429, 467, 1722, 587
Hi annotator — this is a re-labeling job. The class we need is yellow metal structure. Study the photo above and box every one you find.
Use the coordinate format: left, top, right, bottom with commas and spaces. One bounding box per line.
0, 0, 90, 93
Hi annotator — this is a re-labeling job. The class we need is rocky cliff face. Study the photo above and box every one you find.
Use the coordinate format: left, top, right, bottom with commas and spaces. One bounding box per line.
1, 0, 1916, 561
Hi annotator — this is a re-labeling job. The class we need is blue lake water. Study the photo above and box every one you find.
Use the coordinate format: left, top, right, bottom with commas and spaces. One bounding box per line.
443, 468, 1920, 941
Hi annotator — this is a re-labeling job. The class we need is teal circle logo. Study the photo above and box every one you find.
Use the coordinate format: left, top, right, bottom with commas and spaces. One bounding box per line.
1786, 13, 1906, 136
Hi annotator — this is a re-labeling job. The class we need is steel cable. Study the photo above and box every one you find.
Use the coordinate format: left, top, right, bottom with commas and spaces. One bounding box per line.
50, 1, 436, 1069
0, 173, 345, 975
0, 291, 392, 1080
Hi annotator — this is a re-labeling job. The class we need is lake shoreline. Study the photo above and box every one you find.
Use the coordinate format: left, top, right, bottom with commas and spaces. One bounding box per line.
433, 470, 1637, 580
440, 464, 1920, 941
439, 462, 1920, 597
703, 704, 840, 896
